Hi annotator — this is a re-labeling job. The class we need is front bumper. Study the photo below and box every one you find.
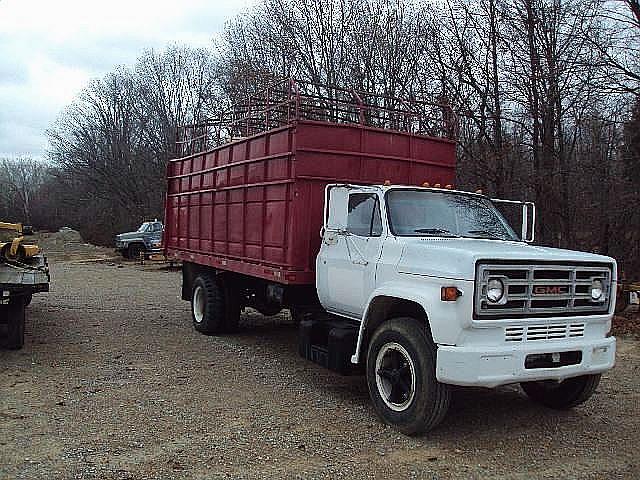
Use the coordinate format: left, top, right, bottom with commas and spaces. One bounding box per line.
436, 336, 616, 388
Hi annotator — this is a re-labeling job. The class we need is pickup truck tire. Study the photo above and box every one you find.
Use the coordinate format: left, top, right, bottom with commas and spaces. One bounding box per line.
191, 275, 240, 334
127, 244, 143, 260
366, 317, 450, 435
520, 374, 601, 409
5, 297, 26, 350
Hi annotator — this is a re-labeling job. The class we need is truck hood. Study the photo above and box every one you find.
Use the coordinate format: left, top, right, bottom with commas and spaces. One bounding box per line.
115, 231, 142, 241
396, 238, 615, 281
115, 231, 161, 241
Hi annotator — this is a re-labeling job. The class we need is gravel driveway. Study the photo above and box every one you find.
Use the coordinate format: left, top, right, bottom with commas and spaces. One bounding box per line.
1, 257, 638, 479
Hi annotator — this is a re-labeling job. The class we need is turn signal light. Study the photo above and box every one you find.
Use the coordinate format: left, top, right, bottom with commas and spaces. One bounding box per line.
441, 286, 462, 302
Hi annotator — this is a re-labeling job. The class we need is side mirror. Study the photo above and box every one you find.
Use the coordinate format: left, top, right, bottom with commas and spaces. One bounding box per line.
491, 198, 536, 243
326, 186, 349, 232
521, 202, 536, 243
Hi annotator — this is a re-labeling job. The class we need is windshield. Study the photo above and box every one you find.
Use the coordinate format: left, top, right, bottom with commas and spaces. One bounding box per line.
137, 223, 150, 233
386, 190, 519, 240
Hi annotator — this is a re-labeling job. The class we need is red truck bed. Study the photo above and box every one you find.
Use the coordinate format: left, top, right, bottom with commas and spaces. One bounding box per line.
165, 119, 455, 285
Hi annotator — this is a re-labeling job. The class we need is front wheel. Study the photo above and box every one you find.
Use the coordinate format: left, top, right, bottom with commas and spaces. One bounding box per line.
366, 317, 450, 435
520, 374, 601, 409
127, 244, 142, 260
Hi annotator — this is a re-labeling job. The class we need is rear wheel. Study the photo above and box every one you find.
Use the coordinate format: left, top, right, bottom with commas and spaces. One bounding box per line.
6, 297, 26, 350
366, 317, 450, 435
520, 374, 601, 409
191, 274, 240, 335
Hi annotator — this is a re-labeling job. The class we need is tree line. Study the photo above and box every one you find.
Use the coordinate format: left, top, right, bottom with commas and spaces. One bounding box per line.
1, 0, 639, 275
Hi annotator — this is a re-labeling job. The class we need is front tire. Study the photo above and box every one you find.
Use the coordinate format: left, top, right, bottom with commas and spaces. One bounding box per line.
191, 274, 240, 335
521, 374, 601, 409
366, 317, 450, 435
127, 244, 142, 260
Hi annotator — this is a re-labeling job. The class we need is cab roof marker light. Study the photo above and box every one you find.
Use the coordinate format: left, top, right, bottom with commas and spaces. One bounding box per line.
422, 182, 430, 187
434, 183, 441, 188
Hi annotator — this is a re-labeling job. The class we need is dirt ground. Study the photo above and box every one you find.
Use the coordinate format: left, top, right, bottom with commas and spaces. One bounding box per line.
1, 236, 639, 479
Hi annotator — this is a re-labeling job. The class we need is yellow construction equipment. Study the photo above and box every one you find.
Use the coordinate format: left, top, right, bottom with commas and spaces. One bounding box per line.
0, 222, 39, 263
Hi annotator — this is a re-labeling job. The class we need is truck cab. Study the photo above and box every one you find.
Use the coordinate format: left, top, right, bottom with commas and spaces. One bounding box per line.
314, 184, 615, 433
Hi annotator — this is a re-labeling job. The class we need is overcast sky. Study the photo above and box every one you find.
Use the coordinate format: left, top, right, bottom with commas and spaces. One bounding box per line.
0, 0, 254, 159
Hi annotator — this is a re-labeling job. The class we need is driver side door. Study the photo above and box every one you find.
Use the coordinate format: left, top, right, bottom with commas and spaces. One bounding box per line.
317, 190, 384, 318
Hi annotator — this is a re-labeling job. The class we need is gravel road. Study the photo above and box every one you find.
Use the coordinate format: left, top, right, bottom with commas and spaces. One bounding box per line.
1, 255, 638, 479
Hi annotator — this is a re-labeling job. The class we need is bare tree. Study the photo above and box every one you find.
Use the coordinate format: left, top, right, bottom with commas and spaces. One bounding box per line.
46, 45, 220, 243
35, 0, 639, 276
0, 157, 47, 223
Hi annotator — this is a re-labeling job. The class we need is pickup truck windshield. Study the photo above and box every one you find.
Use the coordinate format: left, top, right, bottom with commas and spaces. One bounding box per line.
386, 190, 519, 240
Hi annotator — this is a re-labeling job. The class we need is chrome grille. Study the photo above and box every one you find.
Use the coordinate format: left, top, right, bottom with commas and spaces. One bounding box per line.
505, 323, 585, 342
475, 263, 612, 319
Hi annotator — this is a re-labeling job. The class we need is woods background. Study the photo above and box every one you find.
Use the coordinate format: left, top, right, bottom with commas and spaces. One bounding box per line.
1, 0, 639, 276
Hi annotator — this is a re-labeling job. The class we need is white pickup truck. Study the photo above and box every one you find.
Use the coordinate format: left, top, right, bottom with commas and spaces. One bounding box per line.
312, 184, 616, 434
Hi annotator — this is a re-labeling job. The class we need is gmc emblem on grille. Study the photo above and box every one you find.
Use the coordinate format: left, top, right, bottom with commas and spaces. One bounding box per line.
533, 285, 569, 295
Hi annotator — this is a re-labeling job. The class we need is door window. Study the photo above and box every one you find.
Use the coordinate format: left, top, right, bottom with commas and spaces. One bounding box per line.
347, 194, 382, 237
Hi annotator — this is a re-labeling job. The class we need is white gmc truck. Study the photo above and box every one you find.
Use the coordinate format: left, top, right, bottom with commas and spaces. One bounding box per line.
311, 184, 616, 434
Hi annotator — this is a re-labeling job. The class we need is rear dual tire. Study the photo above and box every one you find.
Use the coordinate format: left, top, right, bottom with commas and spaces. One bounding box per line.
191, 274, 240, 334
366, 317, 450, 435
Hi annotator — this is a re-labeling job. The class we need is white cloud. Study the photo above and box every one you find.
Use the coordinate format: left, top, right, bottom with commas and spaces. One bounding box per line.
0, 0, 255, 158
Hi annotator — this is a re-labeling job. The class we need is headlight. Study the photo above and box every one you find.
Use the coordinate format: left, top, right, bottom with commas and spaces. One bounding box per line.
590, 278, 604, 301
487, 278, 504, 303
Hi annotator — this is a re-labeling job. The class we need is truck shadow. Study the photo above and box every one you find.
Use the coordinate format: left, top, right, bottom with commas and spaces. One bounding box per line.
225, 313, 594, 438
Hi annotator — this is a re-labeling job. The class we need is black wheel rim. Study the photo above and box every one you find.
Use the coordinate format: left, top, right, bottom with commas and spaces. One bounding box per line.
375, 342, 416, 411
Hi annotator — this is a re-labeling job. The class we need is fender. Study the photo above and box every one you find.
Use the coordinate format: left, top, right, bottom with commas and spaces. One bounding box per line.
351, 277, 474, 364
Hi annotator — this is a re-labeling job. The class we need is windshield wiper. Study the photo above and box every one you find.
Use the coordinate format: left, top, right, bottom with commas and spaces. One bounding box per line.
413, 228, 459, 237
465, 229, 508, 240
